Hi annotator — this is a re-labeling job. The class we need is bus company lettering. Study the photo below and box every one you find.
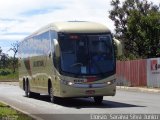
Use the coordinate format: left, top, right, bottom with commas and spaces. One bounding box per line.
33, 60, 44, 67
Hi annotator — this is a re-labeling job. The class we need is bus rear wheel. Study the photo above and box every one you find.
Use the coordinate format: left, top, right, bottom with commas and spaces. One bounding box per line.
25, 81, 34, 98
94, 96, 103, 104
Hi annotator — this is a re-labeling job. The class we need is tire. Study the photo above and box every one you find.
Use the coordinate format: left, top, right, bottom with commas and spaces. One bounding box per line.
50, 86, 57, 103
94, 96, 103, 104
25, 80, 29, 97
25, 80, 34, 98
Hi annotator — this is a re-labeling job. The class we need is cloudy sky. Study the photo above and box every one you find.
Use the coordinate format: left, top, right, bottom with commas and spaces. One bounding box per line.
0, 0, 159, 56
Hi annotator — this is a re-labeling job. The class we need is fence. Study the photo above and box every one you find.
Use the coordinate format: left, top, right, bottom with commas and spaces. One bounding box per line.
116, 59, 147, 87
116, 58, 160, 88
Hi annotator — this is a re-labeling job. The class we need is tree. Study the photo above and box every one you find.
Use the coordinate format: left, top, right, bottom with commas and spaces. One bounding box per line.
0, 47, 2, 55
0, 47, 9, 69
109, 0, 160, 58
9, 41, 19, 73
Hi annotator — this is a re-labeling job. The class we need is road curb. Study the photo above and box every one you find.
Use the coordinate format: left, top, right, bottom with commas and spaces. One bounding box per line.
0, 100, 44, 120
116, 86, 160, 93
0, 82, 19, 86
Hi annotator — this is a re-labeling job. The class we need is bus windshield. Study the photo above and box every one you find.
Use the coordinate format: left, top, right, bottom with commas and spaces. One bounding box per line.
58, 33, 115, 75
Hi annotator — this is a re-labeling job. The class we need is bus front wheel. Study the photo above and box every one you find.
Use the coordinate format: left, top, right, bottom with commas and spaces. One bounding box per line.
94, 96, 103, 104
50, 86, 57, 103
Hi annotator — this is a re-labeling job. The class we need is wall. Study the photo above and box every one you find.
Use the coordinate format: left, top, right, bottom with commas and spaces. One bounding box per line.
147, 58, 160, 88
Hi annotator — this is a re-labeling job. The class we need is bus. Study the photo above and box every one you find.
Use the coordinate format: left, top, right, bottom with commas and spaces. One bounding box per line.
18, 21, 122, 104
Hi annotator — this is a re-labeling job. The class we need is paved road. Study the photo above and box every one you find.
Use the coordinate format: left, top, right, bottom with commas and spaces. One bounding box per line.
0, 83, 160, 120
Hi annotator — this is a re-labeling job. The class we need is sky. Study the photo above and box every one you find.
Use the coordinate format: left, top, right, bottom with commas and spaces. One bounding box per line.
0, 0, 159, 56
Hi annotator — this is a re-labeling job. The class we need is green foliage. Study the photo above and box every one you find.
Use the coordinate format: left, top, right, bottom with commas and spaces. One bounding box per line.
109, 0, 160, 59
9, 41, 19, 73
0, 43, 19, 81
0, 49, 9, 69
0, 69, 18, 81
0, 42, 19, 73
117, 53, 140, 60
0, 70, 11, 76
0, 102, 33, 120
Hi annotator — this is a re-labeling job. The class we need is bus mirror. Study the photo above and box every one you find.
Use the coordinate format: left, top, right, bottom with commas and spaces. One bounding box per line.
113, 38, 123, 56
53, 39, 60, 57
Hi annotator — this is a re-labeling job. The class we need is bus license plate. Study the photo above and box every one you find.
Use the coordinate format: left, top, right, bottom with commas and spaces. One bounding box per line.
85, 90, 95, 94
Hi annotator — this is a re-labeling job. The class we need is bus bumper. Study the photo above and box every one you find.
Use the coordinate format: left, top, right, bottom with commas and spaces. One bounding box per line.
59, 83, 116, 98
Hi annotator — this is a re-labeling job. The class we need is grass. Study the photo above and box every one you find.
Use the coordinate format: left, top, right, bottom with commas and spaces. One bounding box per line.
0, 69, 18, 82
0, 102, 33, 120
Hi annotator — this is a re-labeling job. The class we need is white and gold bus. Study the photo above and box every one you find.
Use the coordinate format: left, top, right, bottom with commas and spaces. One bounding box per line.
18, 21, 122, 104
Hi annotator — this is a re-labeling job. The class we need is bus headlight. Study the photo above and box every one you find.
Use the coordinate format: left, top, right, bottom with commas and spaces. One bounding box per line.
105, 79, 116, 85
68, 82, 74, 86
107, 81, 111, 85
61, 80, 74, 86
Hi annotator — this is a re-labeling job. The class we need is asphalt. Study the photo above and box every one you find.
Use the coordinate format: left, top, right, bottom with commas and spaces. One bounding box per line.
0, 82, 160, 120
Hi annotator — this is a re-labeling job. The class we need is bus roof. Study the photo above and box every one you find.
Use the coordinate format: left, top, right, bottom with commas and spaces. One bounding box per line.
26, 21, 111, 39
51, 21, 110, 33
